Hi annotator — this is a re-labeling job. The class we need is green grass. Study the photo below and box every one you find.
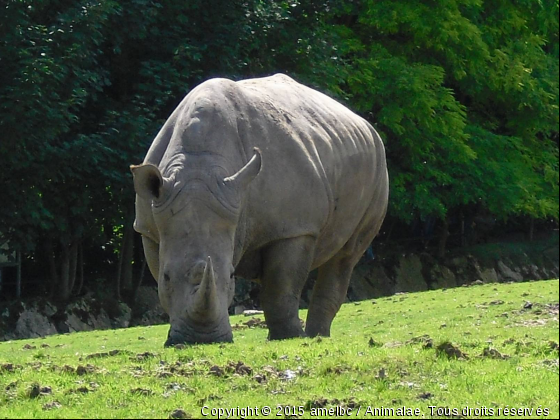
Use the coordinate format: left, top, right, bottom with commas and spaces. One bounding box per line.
1, 280, 558, 419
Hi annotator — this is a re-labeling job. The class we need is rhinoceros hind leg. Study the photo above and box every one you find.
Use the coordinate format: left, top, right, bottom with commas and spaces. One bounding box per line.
305, 255, 356, 338
260, 236, 316, 340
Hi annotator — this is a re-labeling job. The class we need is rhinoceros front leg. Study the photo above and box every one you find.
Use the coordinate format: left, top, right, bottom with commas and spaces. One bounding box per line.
259, 236, 316, 340
305, 255, 356, 337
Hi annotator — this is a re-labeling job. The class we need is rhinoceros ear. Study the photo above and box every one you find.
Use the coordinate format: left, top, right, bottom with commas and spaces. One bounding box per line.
224, 148, 262, 190
130, 163, 165, 200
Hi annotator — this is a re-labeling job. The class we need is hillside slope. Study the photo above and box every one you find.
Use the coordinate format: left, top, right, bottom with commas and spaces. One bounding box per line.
1, 279, 558, 419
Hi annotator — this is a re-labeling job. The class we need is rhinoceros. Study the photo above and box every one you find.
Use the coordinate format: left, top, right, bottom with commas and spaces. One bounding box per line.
131, 74, 388, 346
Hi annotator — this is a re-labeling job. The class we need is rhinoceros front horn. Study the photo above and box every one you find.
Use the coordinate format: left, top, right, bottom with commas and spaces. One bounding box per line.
189, 256, 219, 321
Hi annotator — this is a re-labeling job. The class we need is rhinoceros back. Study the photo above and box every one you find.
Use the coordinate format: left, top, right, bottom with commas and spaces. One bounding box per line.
232, 74, 388, 267
139, 74, 388, 269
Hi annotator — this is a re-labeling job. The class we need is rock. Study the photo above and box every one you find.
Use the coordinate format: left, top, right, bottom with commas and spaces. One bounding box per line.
134, 286, 161, 310
497, 261, 523, 282
479, 268, 499, 284
243, 310, 264, 317
366, 265, 395, 297
348, 264, 378, 300
15, 304, 58, 339
90, 309, 111, 330
113, 303, 132, 328
451, 256, 469, 273
429, 265, 457, 289
136, 309, 168, 326
395, 255, 427, 293
234, 305, 248, 315
65, 300, 95, 333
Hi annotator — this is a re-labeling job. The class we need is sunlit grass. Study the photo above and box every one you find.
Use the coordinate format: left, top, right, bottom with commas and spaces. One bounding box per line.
1, 279, 558, 419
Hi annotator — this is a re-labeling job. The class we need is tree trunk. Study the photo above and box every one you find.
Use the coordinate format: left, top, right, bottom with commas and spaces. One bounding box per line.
68, 242, 78, 295
45, 239, 59, 297
116, 212, 136, 300
384, 219, 397, 244
59, 242, 71, 301
438, 217, 450, 259
115, 240, 123, 300
75, 243, 85, 296
529, 219, 534, 242
121, 225, 134, 293
460, 211, 465, 247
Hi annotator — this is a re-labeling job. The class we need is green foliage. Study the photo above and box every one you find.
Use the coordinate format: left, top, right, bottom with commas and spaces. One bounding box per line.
309, 0, 559, 225
0, 0, 322, 295
0, 0, 558, 292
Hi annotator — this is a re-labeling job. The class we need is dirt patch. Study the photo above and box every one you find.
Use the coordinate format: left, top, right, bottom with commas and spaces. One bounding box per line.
42, 401, 62, 410
436, 341, 469, 360
325, 365, 351, 375
406, 334, 433, 349
368, 337, 383, 347
481, 347, 510, 360
130, 387, 154, 396
208, 365, 225, 377
232, 317, 267, 330
77, 364, 98, 375
225, 360, 252, 376
85, 349, 128, 359
252, 365, 304, 384
169, 409, 191, 419
131, 352, 158, 362
545, 303, 559, 315
26, 383, 52, 399
305, 397, 361, 410
1, 363, 21, 372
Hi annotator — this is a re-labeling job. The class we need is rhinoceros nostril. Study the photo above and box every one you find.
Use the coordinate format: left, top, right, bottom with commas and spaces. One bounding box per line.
164, 273, 170, 282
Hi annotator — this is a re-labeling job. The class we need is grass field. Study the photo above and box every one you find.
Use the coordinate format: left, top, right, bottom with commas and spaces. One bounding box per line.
1, 279, 558, 419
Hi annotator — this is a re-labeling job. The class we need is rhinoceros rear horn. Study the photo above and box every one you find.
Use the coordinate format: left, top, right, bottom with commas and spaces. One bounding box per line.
130, 163, 164, 200
190, 256, 219, 321
224, 148, 262, 190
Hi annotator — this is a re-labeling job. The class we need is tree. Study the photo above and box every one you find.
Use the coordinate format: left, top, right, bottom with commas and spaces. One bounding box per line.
302, 0, 559, 253
0, 0, 322, 300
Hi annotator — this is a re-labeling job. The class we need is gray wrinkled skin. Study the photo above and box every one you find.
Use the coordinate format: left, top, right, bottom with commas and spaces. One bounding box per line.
131, 74, 389, 345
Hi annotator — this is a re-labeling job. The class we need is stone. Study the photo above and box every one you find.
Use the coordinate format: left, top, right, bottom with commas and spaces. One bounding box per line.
234, 305, 247, 315
65, 300, 94, 332
394, 255, 427, 293
90, 309, 111, 330
479, 268, 499, 284
497, 261, 523, 282
348, 264, 378, 300
113, 303, 132, 328
429, 265, 457, 289
14, 305, 57, 339
243, 310, 264, 317
66, 313, 93, 333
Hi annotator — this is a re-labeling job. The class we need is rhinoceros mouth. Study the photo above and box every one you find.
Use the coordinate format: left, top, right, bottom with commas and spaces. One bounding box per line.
164, 328, 233, 346
164, 317, 233, 346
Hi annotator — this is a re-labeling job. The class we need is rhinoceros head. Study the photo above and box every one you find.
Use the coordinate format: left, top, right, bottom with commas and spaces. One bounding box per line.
130, 149, 261, 345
